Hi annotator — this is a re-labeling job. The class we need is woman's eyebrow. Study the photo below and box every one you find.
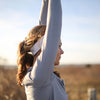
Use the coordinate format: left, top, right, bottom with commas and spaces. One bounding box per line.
59, 43, 62, 47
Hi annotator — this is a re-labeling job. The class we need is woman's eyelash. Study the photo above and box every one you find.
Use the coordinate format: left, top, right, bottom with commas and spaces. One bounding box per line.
59, 45, 61, 48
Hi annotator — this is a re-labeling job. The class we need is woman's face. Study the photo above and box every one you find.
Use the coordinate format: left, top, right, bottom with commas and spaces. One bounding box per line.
55, 40, 64, 65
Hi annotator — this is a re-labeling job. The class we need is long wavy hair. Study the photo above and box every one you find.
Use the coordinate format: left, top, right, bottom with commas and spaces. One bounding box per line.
16, 25, 60, 86
16, 25, 46, 86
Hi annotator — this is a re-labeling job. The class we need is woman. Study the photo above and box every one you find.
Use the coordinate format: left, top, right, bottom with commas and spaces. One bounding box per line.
16, 0, 68, 100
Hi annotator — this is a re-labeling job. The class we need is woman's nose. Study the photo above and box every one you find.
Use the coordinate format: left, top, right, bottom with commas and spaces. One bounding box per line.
60, 48, 64, 54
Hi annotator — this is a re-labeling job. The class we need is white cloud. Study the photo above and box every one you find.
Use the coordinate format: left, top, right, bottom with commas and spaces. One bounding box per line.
0, 10, 39, 65
60, 41, 100, 64
0, 10, 39, 37
63, 16, 100, 25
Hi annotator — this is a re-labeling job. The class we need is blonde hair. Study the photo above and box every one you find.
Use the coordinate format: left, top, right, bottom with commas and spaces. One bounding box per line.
16, 25, 46, 86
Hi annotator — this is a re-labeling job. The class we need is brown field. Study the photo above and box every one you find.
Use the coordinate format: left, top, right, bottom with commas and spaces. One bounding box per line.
0, 64, 100, 100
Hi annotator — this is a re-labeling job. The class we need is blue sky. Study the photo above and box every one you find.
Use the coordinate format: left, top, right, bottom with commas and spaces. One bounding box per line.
0, 0, 100, 65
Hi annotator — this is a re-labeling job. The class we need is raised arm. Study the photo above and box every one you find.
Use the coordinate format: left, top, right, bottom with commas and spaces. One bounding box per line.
39, 0, 48, 25
31, 0, 62, 87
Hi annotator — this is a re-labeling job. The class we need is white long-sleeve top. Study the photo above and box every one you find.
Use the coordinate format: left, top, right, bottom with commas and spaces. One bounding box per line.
23, 0, 68, 100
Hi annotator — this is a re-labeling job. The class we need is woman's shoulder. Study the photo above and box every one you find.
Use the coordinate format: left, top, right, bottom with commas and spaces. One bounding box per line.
53, 73, 65, 88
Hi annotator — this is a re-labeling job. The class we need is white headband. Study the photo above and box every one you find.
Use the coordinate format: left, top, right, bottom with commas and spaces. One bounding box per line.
30, 36, 44, 55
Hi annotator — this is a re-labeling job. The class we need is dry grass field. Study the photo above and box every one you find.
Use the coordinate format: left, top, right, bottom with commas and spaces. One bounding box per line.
0, 64, 100, 100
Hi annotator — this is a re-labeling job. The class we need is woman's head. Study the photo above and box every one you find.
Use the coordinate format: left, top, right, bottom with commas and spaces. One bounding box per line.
54, 40, 64, 65
16, 25, 46, 86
